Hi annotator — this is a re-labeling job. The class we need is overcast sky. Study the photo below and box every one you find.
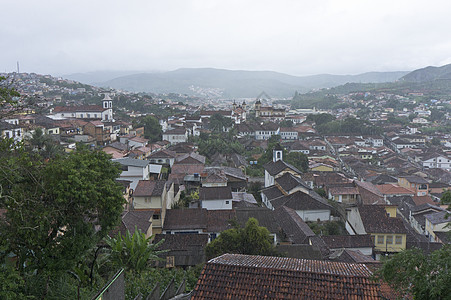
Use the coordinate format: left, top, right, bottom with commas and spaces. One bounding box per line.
2, 0, 451, 76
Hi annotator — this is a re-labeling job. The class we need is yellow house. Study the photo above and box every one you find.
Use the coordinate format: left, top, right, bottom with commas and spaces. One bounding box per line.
398, 176, 429, 196
355, 205, 407, 260
310, 163, 334, 172
424, 211, 450, 242
132, 180, 168, 234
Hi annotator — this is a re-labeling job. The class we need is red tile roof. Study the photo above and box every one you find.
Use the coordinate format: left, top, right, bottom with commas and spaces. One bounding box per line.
192, 253, 395, 299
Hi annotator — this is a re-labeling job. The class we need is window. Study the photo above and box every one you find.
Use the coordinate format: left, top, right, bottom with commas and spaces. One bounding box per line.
395, 235, 403, 245
386, 235, 393, 244
377, 235, 384, 244
225, 200, 230, 204
153, 214, 160, 220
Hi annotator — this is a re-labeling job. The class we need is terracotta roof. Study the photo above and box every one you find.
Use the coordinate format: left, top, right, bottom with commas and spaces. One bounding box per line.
199, 186, 233, 201
274, 206, 315, 244
376, 184, 415, 195
322, 235, 374, 249
263, 159, 301, 176
175, 152, 206, 164
206, 210, 235, 232
275, 172, 310, 193
133, 180, 166, 197
355, 181, 385, 205
412, 195, 436, 206
163, 208, 207, 231
53, 105, 105, 113
358, 206, 407, 234
148, 148, 177, 159
192, 253, 394, 299
271, 190, 332, 211
121, 210, 153, 235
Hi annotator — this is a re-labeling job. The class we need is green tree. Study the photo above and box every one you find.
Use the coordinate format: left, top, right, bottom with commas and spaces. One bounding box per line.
206, 218, 278, 259
377, 246, 451, 299
138, 115, 162, 142
105, 228, 165, 273
284, 151, 309, 172
0, 141, 125, 296
306, 113, 336, 126
208, 113, 233, 132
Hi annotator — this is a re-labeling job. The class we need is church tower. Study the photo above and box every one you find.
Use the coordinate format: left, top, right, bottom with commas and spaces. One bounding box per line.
273, 144, 283, 162
102, 93, 114, 122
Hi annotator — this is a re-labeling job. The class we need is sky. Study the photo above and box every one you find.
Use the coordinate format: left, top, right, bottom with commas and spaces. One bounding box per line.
2, 0, 451, 77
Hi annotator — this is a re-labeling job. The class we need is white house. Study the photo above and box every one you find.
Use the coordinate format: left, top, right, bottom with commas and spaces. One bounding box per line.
112, 157, 162, 190
199, 186, 233, 210
162, 127, 188, 144
422, 154, 451, 171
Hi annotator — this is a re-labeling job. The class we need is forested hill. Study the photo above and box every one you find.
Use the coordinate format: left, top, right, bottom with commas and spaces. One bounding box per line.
82, 68, 408, 98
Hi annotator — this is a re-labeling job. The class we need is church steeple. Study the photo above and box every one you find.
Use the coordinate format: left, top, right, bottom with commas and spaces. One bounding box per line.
273, 144, 283, 162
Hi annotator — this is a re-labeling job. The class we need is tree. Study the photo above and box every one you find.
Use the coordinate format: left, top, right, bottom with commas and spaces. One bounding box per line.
105, 228, 165, 273
206, 218, 278, 259
138, 115, 162, 142
0, 141, 125, 296
306, 113, 336, 126
284, 151, 309, 172
377, 246, 451, 299
208, 113, 233, 132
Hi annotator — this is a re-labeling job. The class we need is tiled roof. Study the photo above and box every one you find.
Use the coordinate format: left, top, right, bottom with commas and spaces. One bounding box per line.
412, 195, 436, 206
261, 186, 284, 201
104, 141, 128, 152
376, 184, 415, 195
271, 190, 332, 211
171, 164, 204, 175
154, 233, 209, 252
329, 186, 359, 195
148, 148, 177, 159
121, 210, 153, 234
275, 172, 310, 193
112, 157, 149, 168
355, 181, 385, 205
328, 249, 378, 265
192, 253, 394, 299
235, 207, 280, 234
133, 180, 166, 197
358, 206, 407, 234
176, 152, 206, 164
163, 208, 207, 230
263, 159, 301, 176
424, 211, 450, 225
199, 186, 233, 201
53, 105, 104, 113
399, 175, 429, 184
206, 210, 235, 232
274, 206, 315, 244
322, 235, 374, 249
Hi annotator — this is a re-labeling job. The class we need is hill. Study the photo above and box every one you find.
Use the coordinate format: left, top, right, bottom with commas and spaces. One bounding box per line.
401, 63, 451, 82
90, 68, 408, 98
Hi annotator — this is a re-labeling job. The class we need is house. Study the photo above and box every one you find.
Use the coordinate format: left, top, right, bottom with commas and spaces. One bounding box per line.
279, 127, 298, 140
153, 233, 208, 268
422, 154, 451, 170
162, 127, 188, 144
424, 211, 451, 243
0, 120, 23, 142
347, 205, 407, 260
83, 121, 111, 146
328, 184, 360, 204
132, 180, 168, 233
128, 136, 149, 149
112, 157, 161, 190
376, 184, 415, 198
199, 186, 233, 210
270, 190, 332, 222
119, 210, 153, 238
321, 235, 374, 256
263, 146, 302, 188
148, 149, 177, 167
398, 175, 429, 196
191, 253, 397, 299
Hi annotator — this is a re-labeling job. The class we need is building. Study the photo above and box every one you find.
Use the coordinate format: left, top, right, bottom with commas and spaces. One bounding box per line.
191, 253, 397, 299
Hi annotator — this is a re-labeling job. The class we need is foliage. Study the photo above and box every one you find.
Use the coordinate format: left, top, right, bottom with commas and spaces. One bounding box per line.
171, 190, 198, 209
284, 151, 309, 172
208, 113, 234, 132
307, 221, 345, 236
279, 119, 294, 127
306, 113, 336, 126
317, 117, 382, 135
314, 187, 327, 198
25, 127, 64, 159
0, 265, 25, 300
125, 265, 203, 299
248, 182, 262, 204
377, 246, 451, 300
0, 140, 124, 296
196, 132, 244, 160
137, 115, 162, 142
206, 218, 278, 259
105, 228, 166, 273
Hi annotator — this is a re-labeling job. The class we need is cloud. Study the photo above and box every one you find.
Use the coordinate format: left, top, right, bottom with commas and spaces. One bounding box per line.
1, 0, 451, 75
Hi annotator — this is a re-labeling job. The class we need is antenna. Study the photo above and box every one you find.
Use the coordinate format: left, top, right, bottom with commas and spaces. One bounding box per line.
17, 61, 19, 74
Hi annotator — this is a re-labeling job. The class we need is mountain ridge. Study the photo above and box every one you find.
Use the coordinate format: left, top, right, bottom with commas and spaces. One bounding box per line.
65, 68, 408, 98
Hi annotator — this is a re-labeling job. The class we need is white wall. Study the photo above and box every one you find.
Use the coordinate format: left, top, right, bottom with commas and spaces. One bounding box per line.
296, 209, 330, 222
201, 199, 233, 210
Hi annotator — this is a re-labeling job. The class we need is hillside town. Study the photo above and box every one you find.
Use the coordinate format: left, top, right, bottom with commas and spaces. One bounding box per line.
1, 72, 450, 299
